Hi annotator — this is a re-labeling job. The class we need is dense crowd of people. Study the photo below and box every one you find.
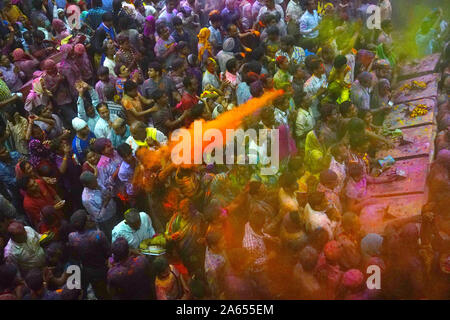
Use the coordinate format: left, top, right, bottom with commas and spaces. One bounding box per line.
0, 0, 448, 300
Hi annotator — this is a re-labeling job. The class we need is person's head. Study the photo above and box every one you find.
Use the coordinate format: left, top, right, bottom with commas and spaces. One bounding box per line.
153, 256, 170, 277
80, 171, 99, 189
172, 16, 183, 33
124, 208, 141, 230
321, 44, 335, 64
358, 109, 373, 125
86, 149, 100, 166
333, 55, 348, 72
310, 59, 325, 76
206, 231, 223, 250
156, 24, 170, 40
19, 160, 35, 177
250, 80, 264, 98
116, 64, 130, 79
25, 269, 44, 293
275, 55, 289, 71
209, 11, 222, 29
42, 59, 58, 75
97, 66, 110, 82
0, 143, 10, 161
309, 227, 330, 251
279, 172, 299, 193
227, 24, 239, 38
377, 78, 391, 96
267, 25, 280, 42
339, 101, 357, 118
117, 34, 131, 50
112, 237, 129, 262
320, 169, 338, 190
93, 137, 114, 157
72, 117, 90, 137
112, 117, 127, 136
103, 84, 116, 102
8, 221, 27, 243
96, 103, 110, 121
306, 0, 316, 13
260, 106, 275, 127
298, 246, 318, 271
347, 162, 364, 182
0, 54, 11, 68
102, 12, 113, 28
74, 44, 86, 58
117, 143, 134, 165
106, 42, 116, 57
151, 88, 169, 106
308, 191, 327, 211
320, 102, 337, 123
34, 104, 53, 119
206, 58, 217, 74
70, 209, 87, 232
50, 137, 71, 156
166, 0, 178, 12
147, 62, 162, 80
358, 71, 372, 88
123, 79, 137, 97
226, 58, 238, 74
17, 176, 40, 195
280, 35, 294, 53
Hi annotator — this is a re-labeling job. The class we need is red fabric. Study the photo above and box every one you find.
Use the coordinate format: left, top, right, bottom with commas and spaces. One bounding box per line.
23, 179, 58, 228
177, 92, 199, 112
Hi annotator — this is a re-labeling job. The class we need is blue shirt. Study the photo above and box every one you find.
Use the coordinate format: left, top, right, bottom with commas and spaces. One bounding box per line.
0, 151, 20, 189
299, 10, 321, 39
72, 132, 96, 164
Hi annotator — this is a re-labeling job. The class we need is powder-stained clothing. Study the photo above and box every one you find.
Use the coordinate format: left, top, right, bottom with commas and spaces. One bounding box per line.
112, 212, 156, 249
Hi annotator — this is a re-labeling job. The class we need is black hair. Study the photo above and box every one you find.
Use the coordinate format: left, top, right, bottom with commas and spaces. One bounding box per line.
320, 103, 335, 119
333, 55, 348, 69
153, 256, 169, 275
102, 12, 113, 22
280, 35, 295, 47
16, 176, 32, 192
172, 16, 182, 26
190, 102, 205, 119
339, 101, 353, 117
25, 269, 44, 291
279, 172, 298, 189
183, 76, 196, 89
95, 102, 108, 113
267, 25, 280, 37
117, 143, 132, 158
33, 104, 47, 116
148, 61, 162, 74
123, 80, 137, 94
103, 84, 116, 100
92, 0, 103, 7
209, 12, 222, 23
97, 66, 109, 77
225, 58, 237, 72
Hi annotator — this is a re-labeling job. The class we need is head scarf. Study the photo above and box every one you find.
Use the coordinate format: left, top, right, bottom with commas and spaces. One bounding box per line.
360, 233, 383, 256
52, 19, 66, 34
72, 117, 88, 131
60, 44, 74, 62
223, 37, 235, 52
74, 43, 86, 55
29, 139, 53, 168
42, 59, 58, 76
342, 269, 364, 289
198, 28, 213, 63
12, 48, 27, 62
143, 15, 156, 38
